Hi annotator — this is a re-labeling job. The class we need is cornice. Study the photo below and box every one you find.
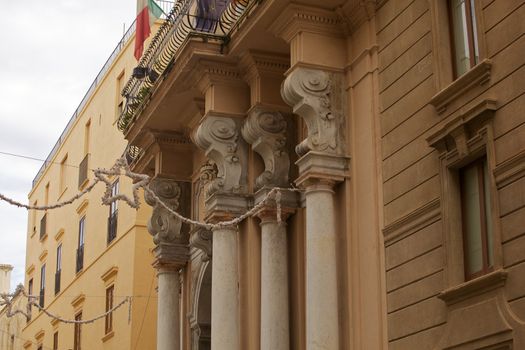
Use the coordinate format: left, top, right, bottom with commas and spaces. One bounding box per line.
269, 4, 344, 43
240, 50, 290, 82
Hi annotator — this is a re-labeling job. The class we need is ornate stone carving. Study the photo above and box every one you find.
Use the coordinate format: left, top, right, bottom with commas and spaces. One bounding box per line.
281, 67, 345, 156
242, 107, 290, 189
193, 115, 248, 195
144, 178, 187, 245
189, 227, 212, 261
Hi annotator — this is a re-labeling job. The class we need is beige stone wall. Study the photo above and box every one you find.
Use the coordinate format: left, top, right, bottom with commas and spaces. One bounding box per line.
377, 0, 525, 348
21, 28, 157, 350
0, 293, 26, 350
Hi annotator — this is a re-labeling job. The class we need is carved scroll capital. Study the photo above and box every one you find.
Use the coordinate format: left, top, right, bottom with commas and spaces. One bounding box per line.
193, 115, 248, 195
281, 67, 345, 156
242, 107, 290, 190
144, 177, 188, 246
189, 227, 212, 261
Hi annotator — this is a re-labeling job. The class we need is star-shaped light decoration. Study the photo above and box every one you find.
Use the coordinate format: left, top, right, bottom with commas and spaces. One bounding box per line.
94, 156, 150, 209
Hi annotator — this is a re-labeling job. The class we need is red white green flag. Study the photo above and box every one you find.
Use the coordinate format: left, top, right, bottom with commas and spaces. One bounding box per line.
134, 0, 163, 60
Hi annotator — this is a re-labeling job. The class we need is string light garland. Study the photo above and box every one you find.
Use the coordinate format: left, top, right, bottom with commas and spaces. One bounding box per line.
0, 285, 130, 325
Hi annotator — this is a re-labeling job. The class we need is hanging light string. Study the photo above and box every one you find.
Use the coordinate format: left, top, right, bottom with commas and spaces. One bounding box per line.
0, 285, 131, 325
0, 155, 300, 229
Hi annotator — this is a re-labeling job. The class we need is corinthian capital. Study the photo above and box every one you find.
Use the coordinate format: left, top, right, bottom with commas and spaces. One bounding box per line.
242, 107, 290, 190
144, 177, 187, 245
281, 67, 345, 156
193, 115, 248, 195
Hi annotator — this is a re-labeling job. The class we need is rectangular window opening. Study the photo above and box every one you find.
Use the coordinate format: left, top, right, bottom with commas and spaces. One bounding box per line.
448, 0, 480, 77
105, 285, 114, 334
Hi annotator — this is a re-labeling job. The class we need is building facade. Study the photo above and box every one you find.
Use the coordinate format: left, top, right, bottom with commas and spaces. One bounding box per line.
116, 0, 525, 349
0, 264, 27, 350
20, 21, 158, 350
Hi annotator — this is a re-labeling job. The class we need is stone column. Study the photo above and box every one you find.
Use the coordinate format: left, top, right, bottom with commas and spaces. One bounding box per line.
194, 114, 249, 350
282, 67, 349, 350
242, 106, 293, 350
145, 178, 190, 350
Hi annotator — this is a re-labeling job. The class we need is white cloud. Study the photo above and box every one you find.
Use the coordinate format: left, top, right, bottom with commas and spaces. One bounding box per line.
0, 0, 136, 291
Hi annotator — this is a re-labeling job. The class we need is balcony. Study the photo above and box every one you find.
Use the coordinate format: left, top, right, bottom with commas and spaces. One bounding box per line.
107, 210, 118, 245
117, 0, 254, 132
76, 245, 84, 273
39, 214, 47, 240
78, 153, 89, 188
54, 270, 61, 295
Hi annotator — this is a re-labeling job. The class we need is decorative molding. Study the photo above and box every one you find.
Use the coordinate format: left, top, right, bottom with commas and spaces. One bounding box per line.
240, 51, 290, 82
26, 264, 35, 276
34, 329, 45, 341
193, 115, 248, 195
336, 0, 377, 34
76, 199, 89, 214
438, 269, 507, 306
71, 293, 85, 310
430, 59, 492, 114
427, 98, 497, 159
282, 67, 346, 156
242, 107, 290, 189
100, 266, 119, 284
383, 198, 441, 245
54, 229, 64, 242
189, 227, 212, 261
38, 250, 48, 263
494, 150, 525, 189
269, 4, 344, 43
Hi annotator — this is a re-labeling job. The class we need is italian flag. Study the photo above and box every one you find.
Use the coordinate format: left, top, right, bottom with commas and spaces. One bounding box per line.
134, 0, 163, 60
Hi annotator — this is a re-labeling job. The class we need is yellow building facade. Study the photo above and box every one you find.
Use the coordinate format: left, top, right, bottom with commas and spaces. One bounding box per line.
21, 22, 158, 350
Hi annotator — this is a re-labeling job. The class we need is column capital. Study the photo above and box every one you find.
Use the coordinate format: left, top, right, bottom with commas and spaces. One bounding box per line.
253, 187, 299, 224
281, 67, 346, 157
242, 106, 290, 190
294, 151, 350, 189
193, 114, 248, 196
153, 242, 190, 271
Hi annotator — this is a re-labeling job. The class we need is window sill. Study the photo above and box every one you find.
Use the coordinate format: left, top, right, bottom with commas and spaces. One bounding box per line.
438, 269, 507, 306
430, 59, 492, 114
102, 330, 114, 343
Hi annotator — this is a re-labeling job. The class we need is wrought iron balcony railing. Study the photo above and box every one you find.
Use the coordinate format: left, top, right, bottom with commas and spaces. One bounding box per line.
39, 213, 47, 240
107, 210, 118, 244
76, 245, 84, 273
54, 270, 61, 295
78, 153, 89, 188
117, 0, 256, 132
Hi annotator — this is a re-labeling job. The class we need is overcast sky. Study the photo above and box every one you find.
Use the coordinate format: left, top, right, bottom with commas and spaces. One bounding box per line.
0, 0, 136, 291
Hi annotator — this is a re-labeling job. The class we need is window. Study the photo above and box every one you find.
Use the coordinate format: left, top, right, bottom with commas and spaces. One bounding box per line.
55, 244, 62, 295
76, 217, 85, 273
28, 278, 33, 319
107, 180, 119, 244
105, 285, 114, 334
460, 157, 493, 280
39, 264, 45, 308
74, 312, 82, 350
84, 120, 91, 156
448, 0, 479, 77
59, 155, 68, 193
39, 213, 47, 240
53, 331, 58, 350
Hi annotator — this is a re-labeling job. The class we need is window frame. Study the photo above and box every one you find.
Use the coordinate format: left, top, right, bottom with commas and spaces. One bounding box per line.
105, 285, 115, 334
74, 312, 82, 350
459, 157, 494, 280
447, 0, 479, 78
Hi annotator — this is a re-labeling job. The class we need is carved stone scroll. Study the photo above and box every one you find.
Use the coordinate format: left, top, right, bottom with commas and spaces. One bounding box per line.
144, 177, 187, 246
242, 107, 290, 189
193, 115, 248, 195
281, 67, 345, 156
189, 227, 212, 261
